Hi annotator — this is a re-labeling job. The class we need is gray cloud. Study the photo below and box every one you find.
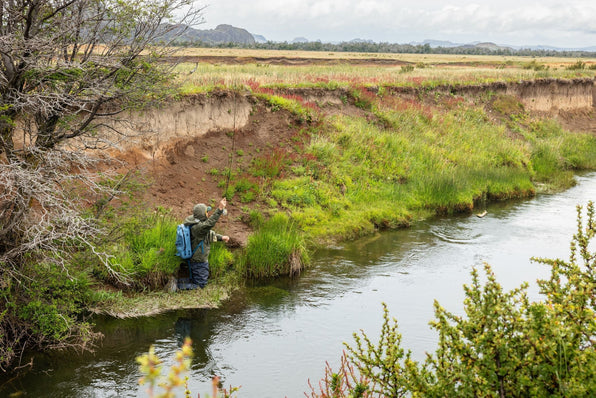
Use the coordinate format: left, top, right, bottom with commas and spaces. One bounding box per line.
201, 0, 596, 47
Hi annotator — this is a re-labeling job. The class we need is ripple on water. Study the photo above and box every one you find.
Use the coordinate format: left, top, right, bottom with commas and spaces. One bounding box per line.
428, 223, 485, 245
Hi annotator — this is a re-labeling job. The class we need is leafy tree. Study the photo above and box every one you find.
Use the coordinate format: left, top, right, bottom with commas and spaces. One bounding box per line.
0, 0, 203, 371
310, 203, 596, 397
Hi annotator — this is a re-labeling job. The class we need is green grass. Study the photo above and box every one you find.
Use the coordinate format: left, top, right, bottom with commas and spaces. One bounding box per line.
251, 88, 596, 245
96, 209, 236, 290
240, 212, 309, 279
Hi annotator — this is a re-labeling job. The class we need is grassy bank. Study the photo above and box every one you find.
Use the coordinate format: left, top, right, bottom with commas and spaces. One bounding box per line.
84, 72, 596, 317
234, 87, 596, 248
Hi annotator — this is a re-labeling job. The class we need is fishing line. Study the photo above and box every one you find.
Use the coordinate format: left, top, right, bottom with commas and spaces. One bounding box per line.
224, 83, 238, 199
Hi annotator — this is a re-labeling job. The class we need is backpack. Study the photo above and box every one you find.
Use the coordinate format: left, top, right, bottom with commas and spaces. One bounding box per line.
175, 224, 203, 259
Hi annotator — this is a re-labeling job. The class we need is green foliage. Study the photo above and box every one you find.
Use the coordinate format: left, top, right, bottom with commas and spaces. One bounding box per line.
566, 60, 586, 70
0, 262, 97, 370
251, 84, 596, 245
491, 94, 526, 117
208, 244, 235, 280
16, 264, 93, 340
137, 338, 194, 398
527, 119, 596, 190
250, 149, 289, 178
313, 203, 596, 397
272, 177, 321, 207
240, 212, 309, 279
262, 94, 315, 123
99, 209, 180, 289
522, 60, 548, 71
345, 303, 413, 397
400, 65, 415, 73
530, 143, 567, 182
137, 338, 239, 397
232, 177, 258, 194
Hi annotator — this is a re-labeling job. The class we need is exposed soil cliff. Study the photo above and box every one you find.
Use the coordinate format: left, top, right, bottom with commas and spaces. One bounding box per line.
106, 78, 596, 245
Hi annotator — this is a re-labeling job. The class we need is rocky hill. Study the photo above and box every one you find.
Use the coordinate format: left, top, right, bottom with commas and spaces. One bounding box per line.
165, 24, 256, 45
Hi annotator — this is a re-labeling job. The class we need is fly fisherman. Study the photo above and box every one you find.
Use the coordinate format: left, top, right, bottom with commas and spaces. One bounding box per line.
183, 198, 230, 289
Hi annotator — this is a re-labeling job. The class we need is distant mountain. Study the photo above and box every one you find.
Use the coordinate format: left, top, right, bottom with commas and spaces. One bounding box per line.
510, 44, 596, 52
414, 39, 463, 48
410, 40, 512, 51
252, 34, 268, 43
414, 39, 595, 52
291, 37, 309, 43
165, 24, 255, 44
472, 42, 512, 51
349, 38, 375, 44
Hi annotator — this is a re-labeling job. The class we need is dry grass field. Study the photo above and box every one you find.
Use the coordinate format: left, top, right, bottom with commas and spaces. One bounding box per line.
169, 48, 596, 93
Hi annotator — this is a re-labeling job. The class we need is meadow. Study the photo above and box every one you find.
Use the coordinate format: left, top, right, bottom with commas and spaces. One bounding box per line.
172, 48, 596, 92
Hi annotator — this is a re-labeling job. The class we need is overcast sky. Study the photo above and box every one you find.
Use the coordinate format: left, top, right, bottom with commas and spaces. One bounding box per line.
197, 0, 596, 48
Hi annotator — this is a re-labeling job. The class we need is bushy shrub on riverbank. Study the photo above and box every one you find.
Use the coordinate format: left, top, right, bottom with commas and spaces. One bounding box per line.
308, 203, 596, 397
0, 263, 99, 371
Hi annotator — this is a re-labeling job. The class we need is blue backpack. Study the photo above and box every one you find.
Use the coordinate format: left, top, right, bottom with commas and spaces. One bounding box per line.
175, 224, 203, 259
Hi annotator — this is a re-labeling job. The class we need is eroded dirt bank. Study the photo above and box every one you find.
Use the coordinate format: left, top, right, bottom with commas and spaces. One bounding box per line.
106, 78, 596, 245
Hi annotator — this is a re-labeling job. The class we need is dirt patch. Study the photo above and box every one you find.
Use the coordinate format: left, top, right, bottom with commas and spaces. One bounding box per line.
112, 100, 305, 246
557, 108, 596, 134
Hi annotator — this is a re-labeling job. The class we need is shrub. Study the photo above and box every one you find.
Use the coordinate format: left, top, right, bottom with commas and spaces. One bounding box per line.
400, 65, 415, 73
567, 60, 586, 70
1, 263, 98, 370
311, 203, 596, 397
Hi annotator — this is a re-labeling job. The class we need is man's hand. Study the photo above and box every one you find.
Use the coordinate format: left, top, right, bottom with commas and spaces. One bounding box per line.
218, 197, 227, 210
222, 235, 230, 242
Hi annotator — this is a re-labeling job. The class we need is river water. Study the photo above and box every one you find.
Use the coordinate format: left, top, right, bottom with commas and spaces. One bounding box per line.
4, 173, 596, 397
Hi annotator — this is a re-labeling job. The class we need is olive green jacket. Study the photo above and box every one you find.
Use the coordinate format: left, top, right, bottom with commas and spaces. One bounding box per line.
184, 207, 223, 263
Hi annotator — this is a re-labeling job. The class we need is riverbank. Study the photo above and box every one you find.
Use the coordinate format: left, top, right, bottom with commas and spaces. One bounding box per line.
88, 76, 596, 318
89, 283, 235, 318
7, 171, 596, 397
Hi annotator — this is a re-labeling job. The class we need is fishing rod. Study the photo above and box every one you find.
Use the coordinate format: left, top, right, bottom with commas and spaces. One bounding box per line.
223, 83, 238, 213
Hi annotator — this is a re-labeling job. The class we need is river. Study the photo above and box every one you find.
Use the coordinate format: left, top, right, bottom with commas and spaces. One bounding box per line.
3, 173, 596, 398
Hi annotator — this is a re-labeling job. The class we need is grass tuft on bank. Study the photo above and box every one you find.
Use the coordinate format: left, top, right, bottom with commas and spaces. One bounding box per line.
239, 212, 310, 279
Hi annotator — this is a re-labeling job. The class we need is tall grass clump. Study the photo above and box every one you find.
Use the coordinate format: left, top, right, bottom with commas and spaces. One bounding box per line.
526, 119, 596, 190
208, 243, 236, 281
240, 212, 309, 279
99, 210, 180, 289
